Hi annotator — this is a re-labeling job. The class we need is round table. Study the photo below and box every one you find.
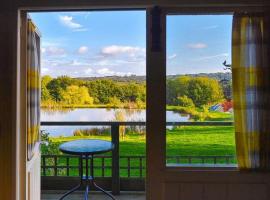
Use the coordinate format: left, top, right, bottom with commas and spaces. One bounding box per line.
58, 139, 116, 200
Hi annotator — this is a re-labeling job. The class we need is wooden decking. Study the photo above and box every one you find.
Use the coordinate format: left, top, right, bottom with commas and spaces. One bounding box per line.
42, 191, 145, 200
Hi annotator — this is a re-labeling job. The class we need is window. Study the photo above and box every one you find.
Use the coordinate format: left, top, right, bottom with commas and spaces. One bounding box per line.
165, 15, 236, 167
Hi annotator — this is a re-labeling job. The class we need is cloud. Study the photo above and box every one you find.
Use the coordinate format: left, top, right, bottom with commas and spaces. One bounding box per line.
187, 43, 207, 49
73, 28, 88, 32
78, 46, 89, 54
42, 46, 66, 56
101, 45, 144, 56
196, 53, 229, 61
41, 68, 49, 74
168, 54, 177, 60
59, 15, 83, 30
96, 68, 132, 76
84, 68, 93, 74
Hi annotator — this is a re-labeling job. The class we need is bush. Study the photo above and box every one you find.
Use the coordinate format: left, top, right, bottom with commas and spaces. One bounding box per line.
108, 96, 122, 108
41, 130, 60, 155
176, 95, 195, 108
73, 127, 110, 136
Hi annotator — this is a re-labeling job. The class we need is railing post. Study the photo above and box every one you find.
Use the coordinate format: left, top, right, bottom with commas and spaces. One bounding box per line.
111, 124, 120, 195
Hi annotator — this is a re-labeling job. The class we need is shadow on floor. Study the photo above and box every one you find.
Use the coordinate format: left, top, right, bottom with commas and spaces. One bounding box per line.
42, 191, 146, 200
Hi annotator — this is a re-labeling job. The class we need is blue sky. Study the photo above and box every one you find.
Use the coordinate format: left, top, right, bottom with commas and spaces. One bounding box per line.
29, 11, 232, 77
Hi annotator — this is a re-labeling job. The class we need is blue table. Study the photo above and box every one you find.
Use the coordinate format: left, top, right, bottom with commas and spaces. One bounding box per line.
58, 139, 116, 200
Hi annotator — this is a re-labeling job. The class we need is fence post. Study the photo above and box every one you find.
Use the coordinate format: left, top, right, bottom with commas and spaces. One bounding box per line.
111, 124, 120, 195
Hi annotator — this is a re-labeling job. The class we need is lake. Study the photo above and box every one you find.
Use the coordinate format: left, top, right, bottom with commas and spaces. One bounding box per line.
41, 108, 189, 137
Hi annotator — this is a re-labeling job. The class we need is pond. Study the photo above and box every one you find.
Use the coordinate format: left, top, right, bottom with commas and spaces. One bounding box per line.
41, 108, 190, 137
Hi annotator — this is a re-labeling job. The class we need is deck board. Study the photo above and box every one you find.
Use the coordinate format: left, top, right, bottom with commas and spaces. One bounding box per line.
42, 191, 145, 200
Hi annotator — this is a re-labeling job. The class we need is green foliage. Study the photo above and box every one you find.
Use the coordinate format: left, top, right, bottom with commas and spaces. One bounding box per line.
42, 126, 236, 177
187, 77, 223, 107
167, 76, 223, 108
46, 76, 74, 101
41, 75, 52, 101
73, 127, 110, 136
41, 130, 60, 155
176, 95, 195, 107
41, 75, 146, 108
166, 76, 190, 105
108, 96, 122, 108
60, 85, 94, 105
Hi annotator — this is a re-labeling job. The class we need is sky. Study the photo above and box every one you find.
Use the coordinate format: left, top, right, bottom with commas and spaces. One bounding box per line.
29, 11, 232, 77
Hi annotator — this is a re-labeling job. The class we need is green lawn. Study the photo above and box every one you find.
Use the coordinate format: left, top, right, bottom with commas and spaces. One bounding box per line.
43, 125, 236, 177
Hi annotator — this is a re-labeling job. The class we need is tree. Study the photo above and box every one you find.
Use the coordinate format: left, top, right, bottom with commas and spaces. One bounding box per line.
86, 79, 118, 104
166, 76, 223, 107
166, 76, 190, 105
47, 76, 74, 101
176, 95, 195, 107
41, 75, 52, 101
61, 85, 94, 105
187, 77, 223, 107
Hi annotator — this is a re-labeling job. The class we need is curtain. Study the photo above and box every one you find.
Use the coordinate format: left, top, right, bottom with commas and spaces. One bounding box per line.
232, 13, 270, 170
27, 19, 41, 160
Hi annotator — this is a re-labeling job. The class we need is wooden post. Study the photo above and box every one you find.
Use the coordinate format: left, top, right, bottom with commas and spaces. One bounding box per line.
111, 124, 120, 195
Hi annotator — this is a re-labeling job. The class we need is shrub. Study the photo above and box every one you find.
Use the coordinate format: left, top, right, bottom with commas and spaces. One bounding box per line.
73, 127, 110, 136
176, 95, 195, 108
108, 96, 122, 108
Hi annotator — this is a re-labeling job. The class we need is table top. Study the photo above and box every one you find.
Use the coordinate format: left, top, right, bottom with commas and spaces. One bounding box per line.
59, 139, 114, 155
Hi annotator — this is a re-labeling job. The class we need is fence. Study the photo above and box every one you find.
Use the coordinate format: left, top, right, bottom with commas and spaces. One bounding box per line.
40, 121, 234, 193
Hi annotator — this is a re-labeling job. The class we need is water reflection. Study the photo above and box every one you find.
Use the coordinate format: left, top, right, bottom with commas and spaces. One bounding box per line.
41, 108, 189, 137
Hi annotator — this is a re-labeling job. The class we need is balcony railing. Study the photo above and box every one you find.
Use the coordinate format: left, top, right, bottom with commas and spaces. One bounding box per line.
40, 121, 234, 193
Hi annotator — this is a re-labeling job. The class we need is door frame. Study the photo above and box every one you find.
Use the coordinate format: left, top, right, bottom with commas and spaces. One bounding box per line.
16, 4, 269, 200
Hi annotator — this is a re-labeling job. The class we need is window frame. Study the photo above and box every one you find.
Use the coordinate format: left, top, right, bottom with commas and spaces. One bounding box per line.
162, 6, 268, 172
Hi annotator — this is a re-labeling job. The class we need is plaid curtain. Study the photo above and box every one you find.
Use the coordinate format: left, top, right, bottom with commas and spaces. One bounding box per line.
232, 13, 270, 170
27, 19, 41, 160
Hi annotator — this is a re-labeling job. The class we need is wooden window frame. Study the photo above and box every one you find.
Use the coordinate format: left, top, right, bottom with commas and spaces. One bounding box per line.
13, 3, 270, 200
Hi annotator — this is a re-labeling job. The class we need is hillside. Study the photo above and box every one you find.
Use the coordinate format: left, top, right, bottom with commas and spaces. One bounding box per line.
75, 72, 232, 83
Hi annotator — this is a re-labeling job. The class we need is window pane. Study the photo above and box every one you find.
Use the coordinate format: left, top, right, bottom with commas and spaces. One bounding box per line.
166, 15, 237, 167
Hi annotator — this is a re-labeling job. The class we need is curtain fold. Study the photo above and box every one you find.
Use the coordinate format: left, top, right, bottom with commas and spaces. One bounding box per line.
27, 19, 41, 160
232, 13, 270, 170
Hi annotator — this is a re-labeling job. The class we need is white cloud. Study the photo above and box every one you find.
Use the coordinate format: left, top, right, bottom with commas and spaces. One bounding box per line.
96, 68, 114, 75
59, 15, 83, 29
84, 68, 93, 74
78, 46, 89, 54
96, 68, 132, 76
41, 47, 46, 54
42, 46, 66, 56
187, 43, 208, 49
73, 28, 88, 32
101, 45, 144, 56
41, 68, 49, 74
196, 53, 229, 61
168, 54, 177, 60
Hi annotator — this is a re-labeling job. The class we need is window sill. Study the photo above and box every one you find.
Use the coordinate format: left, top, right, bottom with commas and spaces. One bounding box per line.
166, 163, 238, 171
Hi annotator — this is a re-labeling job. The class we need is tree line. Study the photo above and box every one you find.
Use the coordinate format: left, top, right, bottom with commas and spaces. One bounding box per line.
166, 76, 228, 108
42, 75, 231, 109
41, 75, 146, 108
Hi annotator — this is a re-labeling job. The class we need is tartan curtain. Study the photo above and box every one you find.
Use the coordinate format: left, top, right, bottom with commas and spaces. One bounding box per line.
27, 19, 41, 160
232, 13, 270, 170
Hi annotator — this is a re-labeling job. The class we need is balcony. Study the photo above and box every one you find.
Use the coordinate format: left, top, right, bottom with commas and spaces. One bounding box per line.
40, 121, 235, 198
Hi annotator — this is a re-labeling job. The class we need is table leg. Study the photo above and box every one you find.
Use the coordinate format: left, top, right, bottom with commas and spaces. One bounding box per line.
93, 181, 116, 200
84, 184, 89, 200
58, 156, 84, 200
59, 184, 82, 200
84, 155, 89, 200
90, 156, 116, 200
59, 155, 116, 200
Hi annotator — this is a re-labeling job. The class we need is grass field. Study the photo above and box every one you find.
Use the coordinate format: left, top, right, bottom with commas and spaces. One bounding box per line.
42, 125, 236, 177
